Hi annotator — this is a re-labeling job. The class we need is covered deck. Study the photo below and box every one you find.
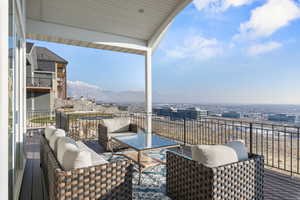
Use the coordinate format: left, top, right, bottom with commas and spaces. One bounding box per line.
20, 131, 300, 200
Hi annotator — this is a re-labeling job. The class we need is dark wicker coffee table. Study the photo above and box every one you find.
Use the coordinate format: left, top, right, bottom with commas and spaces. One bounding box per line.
111, 133, 179, 184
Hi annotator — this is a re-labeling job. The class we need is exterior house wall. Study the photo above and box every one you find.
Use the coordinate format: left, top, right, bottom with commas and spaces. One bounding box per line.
31, 92, 50, 110
26, 64, 32, 77
30, 47, 38, 71
26, 44, 68, 112
26, 91, 33, 111
37, 60, 55, 72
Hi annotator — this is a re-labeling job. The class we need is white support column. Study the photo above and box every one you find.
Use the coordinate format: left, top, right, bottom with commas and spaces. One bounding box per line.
0, 0, 9, 199
145, 49, 152, 145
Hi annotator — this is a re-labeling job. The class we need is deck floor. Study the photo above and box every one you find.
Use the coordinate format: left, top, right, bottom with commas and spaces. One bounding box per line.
20, 133, 300, 200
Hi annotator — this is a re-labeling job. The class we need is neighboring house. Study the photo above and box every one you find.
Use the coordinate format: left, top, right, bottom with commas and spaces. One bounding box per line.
26, 42, 68, 111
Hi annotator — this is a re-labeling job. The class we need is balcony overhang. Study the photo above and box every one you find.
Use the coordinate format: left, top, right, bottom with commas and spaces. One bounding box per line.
25, 0, 192, 136
26, 86, 52, 92
26, 19, 148, 55
26, 0, 192, 54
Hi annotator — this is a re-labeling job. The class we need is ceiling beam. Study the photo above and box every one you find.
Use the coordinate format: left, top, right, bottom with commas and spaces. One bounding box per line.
26, 19, 148, 55
147, 0, 192, 51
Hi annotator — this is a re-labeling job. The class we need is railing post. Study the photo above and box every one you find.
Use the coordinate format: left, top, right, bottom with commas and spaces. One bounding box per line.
290, 127, 293, 177
250, 122, 253, 154
184, 116, 187, 146
60, 111, 62, 129
66, 114, 70, 132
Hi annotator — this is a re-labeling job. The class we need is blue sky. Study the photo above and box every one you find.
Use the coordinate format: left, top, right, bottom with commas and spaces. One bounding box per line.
29, 0, 300, 104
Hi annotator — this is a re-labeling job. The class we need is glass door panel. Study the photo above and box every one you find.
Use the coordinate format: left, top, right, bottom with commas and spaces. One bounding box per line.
8, 0, 25, 199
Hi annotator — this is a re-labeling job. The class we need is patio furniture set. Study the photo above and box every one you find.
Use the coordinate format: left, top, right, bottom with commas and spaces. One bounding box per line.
40, 117, 264, 200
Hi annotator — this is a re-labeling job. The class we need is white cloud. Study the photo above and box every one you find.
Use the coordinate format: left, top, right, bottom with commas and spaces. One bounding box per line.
235, 0, 300, 40
247, 41, 282, 55
68, 80, 101, 90
165, 35, 223, 60
193, 0, 256, 12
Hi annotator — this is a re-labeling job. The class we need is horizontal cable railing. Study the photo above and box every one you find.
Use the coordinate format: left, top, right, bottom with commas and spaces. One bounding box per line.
26, 76, 52, 88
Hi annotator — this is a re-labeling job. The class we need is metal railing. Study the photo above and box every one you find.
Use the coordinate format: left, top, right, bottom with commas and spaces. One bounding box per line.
26, 76, 52, 88
32, 110, 300, 176
55, 111, 124, 140
26, 110, 55, 128
149, 114, 300, 176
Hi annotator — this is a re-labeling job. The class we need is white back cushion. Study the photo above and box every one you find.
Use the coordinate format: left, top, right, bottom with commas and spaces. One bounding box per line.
77, 141, 108, 166
45, 126, 56, 140
101, 118, 130, 133
49, 129, 66, 154
57, 137, 78, 164
191, 145, 238, 168
60, 147, 92, 170
225, 140, 248, 161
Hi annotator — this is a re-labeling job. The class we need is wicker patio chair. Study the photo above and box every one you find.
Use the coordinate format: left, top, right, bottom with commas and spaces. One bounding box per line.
98, 117, 142, 151
47, 151, 133, 200
166, 149, 264, 200
40, 129, 134, 200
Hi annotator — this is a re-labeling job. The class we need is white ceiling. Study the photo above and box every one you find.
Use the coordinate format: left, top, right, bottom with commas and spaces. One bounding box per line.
26, 0, 191, 54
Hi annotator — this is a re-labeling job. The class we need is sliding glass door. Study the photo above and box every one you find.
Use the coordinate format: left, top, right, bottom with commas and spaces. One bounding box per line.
8, 0, 26, 199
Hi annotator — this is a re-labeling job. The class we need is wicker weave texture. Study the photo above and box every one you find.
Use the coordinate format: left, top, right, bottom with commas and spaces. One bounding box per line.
47, 152, 133, 200
40, 134, 133, 200
40, 135, 54, 188
98, 124, 139, 152
166, 151, 264, 200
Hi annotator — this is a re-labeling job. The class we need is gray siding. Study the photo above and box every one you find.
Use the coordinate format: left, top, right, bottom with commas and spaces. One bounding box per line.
34, 92, 50, 111
27, 91, 50, 111
37, 60, 55, 72
34, 72, 52, 79
26, 91, 33, 111
26, 65, 32, 77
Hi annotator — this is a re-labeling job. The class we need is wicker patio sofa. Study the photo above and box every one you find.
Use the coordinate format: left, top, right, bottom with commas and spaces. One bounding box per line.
98, 117, 142, 151
166, 149, 264, 200
40, 129, 134, 200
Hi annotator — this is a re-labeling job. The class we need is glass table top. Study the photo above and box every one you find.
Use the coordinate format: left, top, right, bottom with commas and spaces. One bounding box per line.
112, 133, 178, 151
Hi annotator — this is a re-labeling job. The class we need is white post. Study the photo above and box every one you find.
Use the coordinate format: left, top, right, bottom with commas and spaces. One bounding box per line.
145, 49, 152, 146
0, 0, 9, 199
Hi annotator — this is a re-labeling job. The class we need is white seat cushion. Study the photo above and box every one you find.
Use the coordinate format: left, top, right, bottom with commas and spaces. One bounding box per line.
49, 129, 66, 154
57, 137, 78, 164
101, 118, 131, 133
77, 141, 108, 166
225, 140, 248, 161
191, 144, 238, 168
45, 126, 56, 140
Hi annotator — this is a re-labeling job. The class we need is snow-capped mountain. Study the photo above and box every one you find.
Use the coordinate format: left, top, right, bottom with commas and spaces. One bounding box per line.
67, 80, 145, 103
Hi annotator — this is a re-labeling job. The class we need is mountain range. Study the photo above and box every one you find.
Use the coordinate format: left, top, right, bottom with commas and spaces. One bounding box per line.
67, 81, 145, 103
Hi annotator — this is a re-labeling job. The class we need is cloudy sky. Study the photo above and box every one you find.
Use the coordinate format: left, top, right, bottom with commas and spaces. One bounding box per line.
30, 0, 300, 104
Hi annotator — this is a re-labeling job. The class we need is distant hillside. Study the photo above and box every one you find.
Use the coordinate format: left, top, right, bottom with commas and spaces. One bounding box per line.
67, 80, 145, 103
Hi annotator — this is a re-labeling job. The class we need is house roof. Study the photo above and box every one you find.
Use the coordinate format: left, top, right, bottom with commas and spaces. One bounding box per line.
26, 0, 191, 55
35, 47, 68, 64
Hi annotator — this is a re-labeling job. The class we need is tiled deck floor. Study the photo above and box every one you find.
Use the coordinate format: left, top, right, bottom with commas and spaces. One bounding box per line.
20, 133, 300, 200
